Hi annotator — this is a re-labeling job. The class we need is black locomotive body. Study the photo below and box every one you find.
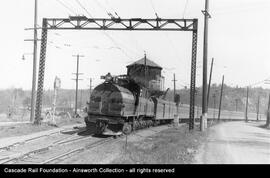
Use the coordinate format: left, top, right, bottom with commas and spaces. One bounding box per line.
84, 56, 179, 135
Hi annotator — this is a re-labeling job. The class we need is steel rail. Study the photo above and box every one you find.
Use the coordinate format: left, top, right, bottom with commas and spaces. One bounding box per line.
0, 124, 84, 151
0, 129, 88, 164
40, 137, 116, 164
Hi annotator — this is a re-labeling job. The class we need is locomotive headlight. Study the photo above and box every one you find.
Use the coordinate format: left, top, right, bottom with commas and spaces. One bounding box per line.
105, 76, 112, 82
104, 73, 113, 82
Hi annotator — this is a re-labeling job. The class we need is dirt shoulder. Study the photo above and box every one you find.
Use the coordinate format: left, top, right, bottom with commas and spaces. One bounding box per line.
60, 122, 219, 164
111, 123, 213, 164
194, 121, 270, 164
0, 117, 84, 139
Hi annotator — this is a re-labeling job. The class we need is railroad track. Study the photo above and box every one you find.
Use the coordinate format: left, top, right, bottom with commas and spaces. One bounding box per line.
2, 124, 166, 164
0, 120, 240, 164
0, 125, 86, 152
40, 136, 118, 164
1, 135, 120, 164
0, 128, 90, 164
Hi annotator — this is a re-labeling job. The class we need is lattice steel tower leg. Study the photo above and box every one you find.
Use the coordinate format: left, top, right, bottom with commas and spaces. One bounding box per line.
189, 19, 198, 130
34, 18, 48, 124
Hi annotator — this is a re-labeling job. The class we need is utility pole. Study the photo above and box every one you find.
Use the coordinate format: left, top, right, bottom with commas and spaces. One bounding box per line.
235, 98, 238, 112
72, 54, 84, 116
89, 78, 93, 102
218, 75, 224, 121
80, 89, 83, 109
144, 52, 147, 88
30, 0, 38, 122
245, 87, 249, 122
266, 94, 270, 127
213, 93, 216, 119
207, 58, 214, 108
201, 0, 211, 131
257, 95, 260, 121
172, 73, 177, 100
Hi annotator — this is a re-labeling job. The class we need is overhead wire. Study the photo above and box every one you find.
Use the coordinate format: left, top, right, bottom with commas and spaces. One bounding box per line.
92, 0, 143, 57
91, 0, 110, 15
149, 0, 159, 18
103, 0, 145, 57
55, 0, 77, 15
105, 0, 119, 17
164, 33, 182, 62
54, 0, 135, 61
126, 35, 145, 57
148, 0, 187, 86
102, 32, 134, 60
182, 0, 189, 18
75, 0, 93, 17
87, 0, 145, 59
86, 0, 141, 60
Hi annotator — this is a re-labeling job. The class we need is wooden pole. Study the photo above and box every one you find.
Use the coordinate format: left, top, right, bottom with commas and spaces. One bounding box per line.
245, 87, 249, 122
266, 94, 270, 127
207, 57, 214, 108
218, 75, 224, 121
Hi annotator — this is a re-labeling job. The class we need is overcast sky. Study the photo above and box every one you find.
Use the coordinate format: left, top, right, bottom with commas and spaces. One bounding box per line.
0, 0, 269, 90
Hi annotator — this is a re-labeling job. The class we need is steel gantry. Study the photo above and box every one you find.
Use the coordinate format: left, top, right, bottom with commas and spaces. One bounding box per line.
34, 16, 198, 130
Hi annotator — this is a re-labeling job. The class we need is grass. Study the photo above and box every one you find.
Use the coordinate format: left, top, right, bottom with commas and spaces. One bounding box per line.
111, 124, 210, 164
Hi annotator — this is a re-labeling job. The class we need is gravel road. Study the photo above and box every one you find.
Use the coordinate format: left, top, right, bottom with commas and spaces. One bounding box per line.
195, 121, 270, 164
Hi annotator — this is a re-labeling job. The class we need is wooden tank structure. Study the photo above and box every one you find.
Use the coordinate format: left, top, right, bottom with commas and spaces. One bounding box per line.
126, 54, 165, 92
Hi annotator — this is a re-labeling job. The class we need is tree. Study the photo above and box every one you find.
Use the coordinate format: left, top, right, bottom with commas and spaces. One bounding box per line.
23, 97, 31, 109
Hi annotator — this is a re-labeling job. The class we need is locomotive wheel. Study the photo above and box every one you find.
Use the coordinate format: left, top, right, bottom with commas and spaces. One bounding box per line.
96, 121, 107, 135
122, 123, 132, 135
133, 121, 139, 130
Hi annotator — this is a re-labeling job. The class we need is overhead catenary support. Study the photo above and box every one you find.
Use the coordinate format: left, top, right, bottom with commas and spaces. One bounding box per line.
218, 75, 224, 121
32, 17, 197, 31
34, 19, 48, 125
189, 20, 198, 130
194, 89, 198, 118
34, 17, 198, 129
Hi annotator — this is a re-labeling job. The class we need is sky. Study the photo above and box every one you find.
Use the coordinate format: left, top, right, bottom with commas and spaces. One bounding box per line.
0, 0, 269, 90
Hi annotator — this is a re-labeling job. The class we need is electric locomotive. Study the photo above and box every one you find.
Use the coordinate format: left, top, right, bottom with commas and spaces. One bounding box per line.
84, 56, 180, 135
